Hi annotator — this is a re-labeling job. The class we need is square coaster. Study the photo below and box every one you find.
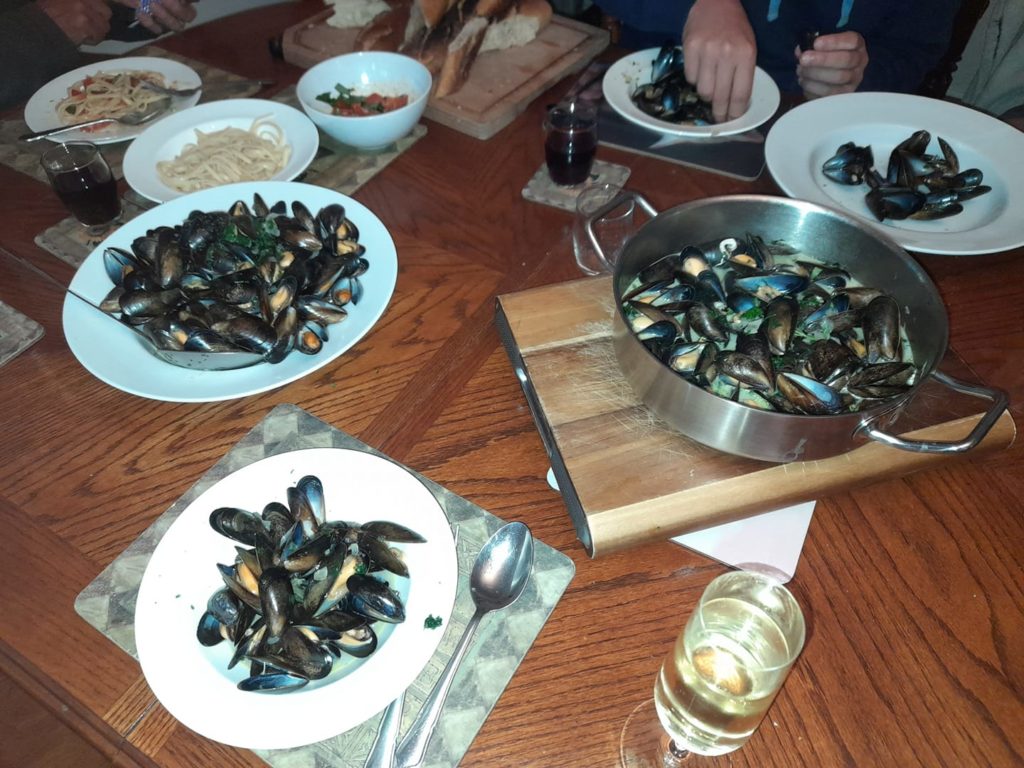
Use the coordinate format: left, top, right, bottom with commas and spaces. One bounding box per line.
0, 301, 44, 368
34, 195, 151, 269
522, 159, 631, 212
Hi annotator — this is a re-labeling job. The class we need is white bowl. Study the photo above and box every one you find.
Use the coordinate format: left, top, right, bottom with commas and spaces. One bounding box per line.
296, 52, 431, 150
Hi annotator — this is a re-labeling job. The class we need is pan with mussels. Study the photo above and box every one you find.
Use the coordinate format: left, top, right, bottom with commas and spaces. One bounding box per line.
610, 194, 1007, 462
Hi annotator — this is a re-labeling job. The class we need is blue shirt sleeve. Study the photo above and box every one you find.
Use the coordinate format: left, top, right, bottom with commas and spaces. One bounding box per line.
849, 0, 959, 93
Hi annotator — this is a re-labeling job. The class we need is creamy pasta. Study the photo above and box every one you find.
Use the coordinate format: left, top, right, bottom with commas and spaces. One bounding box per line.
156, 117, 292, 193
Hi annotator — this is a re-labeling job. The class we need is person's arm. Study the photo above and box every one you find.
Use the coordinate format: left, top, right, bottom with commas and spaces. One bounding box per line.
0, 0, 109, 109
109, 0, 197, 38
795, 31, 867, 98
681, 0, 756, 122
797, 0, 959, 97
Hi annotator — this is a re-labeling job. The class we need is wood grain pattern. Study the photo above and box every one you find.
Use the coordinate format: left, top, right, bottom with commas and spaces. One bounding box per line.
0, 2, 1021, 766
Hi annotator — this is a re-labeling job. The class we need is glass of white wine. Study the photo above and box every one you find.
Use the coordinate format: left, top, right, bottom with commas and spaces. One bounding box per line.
620, 570, 806, 766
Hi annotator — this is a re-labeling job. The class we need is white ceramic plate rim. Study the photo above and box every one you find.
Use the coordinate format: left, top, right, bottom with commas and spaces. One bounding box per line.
62, 181, 397, 402
135, 447, 459, 750
123, 99, 320, 203
765, 91, 1024, 255
24, 57, 202, 144
602, 48, 780, 138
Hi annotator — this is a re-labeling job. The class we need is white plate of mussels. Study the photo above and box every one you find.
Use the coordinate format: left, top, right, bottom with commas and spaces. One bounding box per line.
62, 181, 397, 402
766, 92, 1024, 255
135, 447, 459, 750
602, 47, 781, 138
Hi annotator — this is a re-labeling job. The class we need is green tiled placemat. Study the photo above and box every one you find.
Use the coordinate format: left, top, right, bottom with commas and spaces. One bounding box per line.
31, 83, 426, 270
75, 403, 574, 767
0, 300, 45, 367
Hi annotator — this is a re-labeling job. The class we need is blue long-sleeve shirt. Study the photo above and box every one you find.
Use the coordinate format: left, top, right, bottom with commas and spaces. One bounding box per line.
596, 0, 959, 94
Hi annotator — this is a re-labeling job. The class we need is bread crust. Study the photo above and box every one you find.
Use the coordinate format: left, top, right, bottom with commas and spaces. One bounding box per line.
434, 15, 489, 97
474, 0, 515, 18
356, 0, 414, 50
517, 0, 552, 27
417, 0, 457, 28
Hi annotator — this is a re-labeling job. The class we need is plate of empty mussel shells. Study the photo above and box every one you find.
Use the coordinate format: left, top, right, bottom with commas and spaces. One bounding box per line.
62, 181, 397, 402
135, 447, 459, 749
766, 92, 1024, 255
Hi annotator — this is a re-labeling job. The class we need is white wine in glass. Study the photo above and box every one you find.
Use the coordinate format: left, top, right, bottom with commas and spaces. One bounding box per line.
621, 570, 805, 766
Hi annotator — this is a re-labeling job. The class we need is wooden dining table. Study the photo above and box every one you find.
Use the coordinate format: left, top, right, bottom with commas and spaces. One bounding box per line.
1, 3, 1022, 766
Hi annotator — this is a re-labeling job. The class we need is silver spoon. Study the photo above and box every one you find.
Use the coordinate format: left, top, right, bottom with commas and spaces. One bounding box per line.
20, 97, 171, 142
393, 522, 535, 768
66, 288, 266, 371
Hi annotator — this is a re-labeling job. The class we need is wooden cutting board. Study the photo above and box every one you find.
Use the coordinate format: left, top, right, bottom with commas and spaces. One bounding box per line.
281, 10, 609, 139
496, 277, 1017, 557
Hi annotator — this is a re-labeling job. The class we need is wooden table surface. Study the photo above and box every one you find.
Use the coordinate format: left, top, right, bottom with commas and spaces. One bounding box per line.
0, 3, 1021, 767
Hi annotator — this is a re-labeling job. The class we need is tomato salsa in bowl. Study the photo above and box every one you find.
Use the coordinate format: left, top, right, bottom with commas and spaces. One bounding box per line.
315, 85, 410, 117
297, 53, 431, 150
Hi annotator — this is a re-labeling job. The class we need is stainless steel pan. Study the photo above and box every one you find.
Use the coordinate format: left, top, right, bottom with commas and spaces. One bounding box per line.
587, 193, 1007, 462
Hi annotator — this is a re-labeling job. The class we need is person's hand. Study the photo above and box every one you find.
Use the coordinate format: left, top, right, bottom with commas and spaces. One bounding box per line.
681, 0, 757, 123
113, 0, 197, 35
37, 0, 112, 45
796, 31, 868, 98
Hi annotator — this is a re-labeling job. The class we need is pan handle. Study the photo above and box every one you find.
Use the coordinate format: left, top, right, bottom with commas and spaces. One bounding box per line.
586, 191, 659, 273
857, 370, 1009, 453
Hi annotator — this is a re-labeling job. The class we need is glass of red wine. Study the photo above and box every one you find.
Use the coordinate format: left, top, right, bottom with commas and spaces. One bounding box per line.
40, 142, 121, 238
543, 101, 598, 187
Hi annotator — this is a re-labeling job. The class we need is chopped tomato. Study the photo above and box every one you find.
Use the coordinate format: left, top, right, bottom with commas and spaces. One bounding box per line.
315, 85, 410, 117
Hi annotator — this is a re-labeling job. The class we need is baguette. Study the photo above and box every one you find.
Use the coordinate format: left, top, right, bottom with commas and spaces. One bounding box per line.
325, 0, 390, 29
474, 0, 515, 18
417, 0, 458, 28
356, 0, 414, 50
480, 0, 552, 52
434, 15, 489, 97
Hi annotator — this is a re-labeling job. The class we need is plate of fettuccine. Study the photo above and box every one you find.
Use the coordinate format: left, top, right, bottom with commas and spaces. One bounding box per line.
123, 99, 319, 202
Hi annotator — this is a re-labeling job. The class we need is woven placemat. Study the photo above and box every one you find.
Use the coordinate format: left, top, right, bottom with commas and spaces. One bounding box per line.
522, 159, 631, 213
75, 403, 574, 767
0, 301, 45, 367
31, 84, 426, 270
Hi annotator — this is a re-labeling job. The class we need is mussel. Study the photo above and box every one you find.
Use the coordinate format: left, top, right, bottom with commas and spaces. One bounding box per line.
621, 233, 921, 418
100, 194, 370, 367
197, 474, 424, 693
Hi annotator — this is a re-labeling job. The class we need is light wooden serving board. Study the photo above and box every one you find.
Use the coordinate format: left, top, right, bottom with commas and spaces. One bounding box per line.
281, 11, 609, 139
496, 277, 1017, 557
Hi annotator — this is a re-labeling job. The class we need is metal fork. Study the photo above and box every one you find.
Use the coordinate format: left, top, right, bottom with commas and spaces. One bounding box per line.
140, 80, 202, 99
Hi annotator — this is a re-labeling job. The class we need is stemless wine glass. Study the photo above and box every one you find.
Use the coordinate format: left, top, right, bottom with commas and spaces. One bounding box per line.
620, 570, 806, 766
542, 101, 598, 187
40, 141, 121, 238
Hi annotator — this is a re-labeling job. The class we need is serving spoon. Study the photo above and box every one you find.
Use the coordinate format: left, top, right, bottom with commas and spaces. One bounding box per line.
20, 97, 171, 142
390, 522, 535, 768
66, 288, 266, 371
